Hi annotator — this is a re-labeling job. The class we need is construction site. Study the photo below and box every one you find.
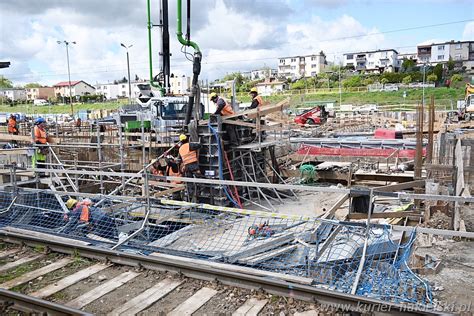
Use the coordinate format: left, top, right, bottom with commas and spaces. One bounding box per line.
0, 1, 473, 316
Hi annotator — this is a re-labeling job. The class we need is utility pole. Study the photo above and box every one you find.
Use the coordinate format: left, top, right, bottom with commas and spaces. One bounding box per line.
121, 43, 133, 104
57, 40, 76, 115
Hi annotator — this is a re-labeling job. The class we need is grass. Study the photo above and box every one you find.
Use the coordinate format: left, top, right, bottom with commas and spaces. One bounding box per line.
0, 253, 57, 283
241, 87, 465, 109
0, 100, 127, 115
0, 87, 465, 115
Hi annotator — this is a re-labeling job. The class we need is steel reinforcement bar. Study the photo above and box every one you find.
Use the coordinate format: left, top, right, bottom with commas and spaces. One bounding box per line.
0, 229, 443, 315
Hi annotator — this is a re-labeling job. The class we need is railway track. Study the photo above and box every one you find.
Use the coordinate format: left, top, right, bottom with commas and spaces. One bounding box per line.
0, 229, 441, 315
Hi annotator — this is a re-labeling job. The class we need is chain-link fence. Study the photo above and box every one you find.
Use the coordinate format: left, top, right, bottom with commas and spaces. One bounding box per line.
0, 189, 432, 305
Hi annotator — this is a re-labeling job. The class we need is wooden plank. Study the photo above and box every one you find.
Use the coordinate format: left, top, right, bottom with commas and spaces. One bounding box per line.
153, 186, 185, 198
149, 252, 313, 285
320, 194, 349, 219
67, 271, 140, 309
30, 263, 111, 299
0, 227, 91, 246
226, 233, 295, 263
347, 211, 421, 220
0, 254, 44, 273
232, 298, 268, 316
239, 245, 297, 265
0, 257, 72, 290
168, 287, 218, 316
375, 180, 426, 192
107, 278, 183, 316
0, 248, 21, 260
425, 164, 455, 171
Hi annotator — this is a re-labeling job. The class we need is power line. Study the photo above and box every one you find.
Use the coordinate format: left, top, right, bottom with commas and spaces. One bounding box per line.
4, 18, 472, 81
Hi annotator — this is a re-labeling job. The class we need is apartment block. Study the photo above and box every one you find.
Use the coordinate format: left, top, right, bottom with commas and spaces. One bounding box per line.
343, 49, 398, 73
278, 53, 326, 79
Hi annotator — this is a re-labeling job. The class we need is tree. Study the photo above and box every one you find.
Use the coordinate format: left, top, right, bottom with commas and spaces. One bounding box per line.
402, 75, 412, 85
401, 59, 416, 72
25, 83, 41, 88
433, 64, 443, 81
426, 74, 438, 83
380, 78, 389, 85
447, 57, 455, 71
0, 76, 13, 88
290, 79, 306, 90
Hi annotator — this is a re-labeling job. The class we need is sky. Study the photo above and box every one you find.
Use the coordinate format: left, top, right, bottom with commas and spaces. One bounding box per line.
0, 0, 473, 86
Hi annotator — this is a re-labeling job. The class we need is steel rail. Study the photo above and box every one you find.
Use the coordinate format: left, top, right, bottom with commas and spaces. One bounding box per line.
0, 230, 442, 315
0, 288, 92, 316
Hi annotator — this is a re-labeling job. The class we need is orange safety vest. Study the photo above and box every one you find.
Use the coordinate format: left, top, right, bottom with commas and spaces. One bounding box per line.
179, 143, 198, 166
34, 126, 47, 144
221, 102, 235, 116
7, 118, 17, 133
254, 95, 265, 107
167, 166, 182, 184
79, 205, 90, 222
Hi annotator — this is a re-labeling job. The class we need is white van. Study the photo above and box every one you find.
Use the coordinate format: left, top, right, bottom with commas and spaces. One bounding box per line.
33, 99, 50, 106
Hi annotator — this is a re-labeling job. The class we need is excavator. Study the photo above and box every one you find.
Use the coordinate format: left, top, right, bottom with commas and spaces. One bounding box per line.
460, 83, 474, 121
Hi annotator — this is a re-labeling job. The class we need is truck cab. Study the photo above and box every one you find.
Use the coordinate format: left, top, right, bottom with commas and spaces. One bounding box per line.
108, 84, 204, 143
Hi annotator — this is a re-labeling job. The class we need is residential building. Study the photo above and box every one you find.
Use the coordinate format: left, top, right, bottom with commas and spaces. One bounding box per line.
169, 75, 191, 95
247, 68, 278, 80
449, 41, 474, 71
26, 87, 55, 101
94, 82, 143, 100
343, 49, 399, 73
255, 78, 288, 96
397, 53, 418, 69
416, 40, 474, 69
0, 88, 27, 101
431, 43, 450, 64
53, 80, 95, 98
278, 53, 326, 79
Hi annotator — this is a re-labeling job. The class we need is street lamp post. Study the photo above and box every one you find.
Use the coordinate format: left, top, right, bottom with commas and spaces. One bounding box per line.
120, 43, 133, 104
57, 40, 76, 115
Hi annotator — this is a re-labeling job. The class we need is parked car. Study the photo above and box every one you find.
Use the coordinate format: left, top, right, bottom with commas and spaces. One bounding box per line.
294, 105, 329, 126
33, 99, 50, 106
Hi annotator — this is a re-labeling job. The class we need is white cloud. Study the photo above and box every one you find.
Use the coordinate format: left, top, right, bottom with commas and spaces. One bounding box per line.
462, 21, 474, 41
3, 0, 458, 85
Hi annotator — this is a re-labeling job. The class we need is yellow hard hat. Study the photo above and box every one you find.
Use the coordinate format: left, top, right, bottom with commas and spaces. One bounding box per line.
66, 198, 77, 209
209, 92, 218, 100
250, 87, 258, 93
179, 134, 187, 141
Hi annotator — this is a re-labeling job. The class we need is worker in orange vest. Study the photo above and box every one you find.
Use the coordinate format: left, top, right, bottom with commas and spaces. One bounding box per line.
210, 92, 238, 144
33, 117, 48, 175
249, 87, 265, 109
210, 92, 234, 116
7, 114, 18, 135
165, 155, 182, 184
62, 198, 117, 239
7, 114, 18, 146
178, 134, 201, 178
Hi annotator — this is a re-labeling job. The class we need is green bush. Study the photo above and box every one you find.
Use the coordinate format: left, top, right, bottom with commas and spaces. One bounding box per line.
380, 78, 389, 84
342, 75, 362, 88
426, 74, 438, 83
451, 74, 463, 83
402, 75, 412, 85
